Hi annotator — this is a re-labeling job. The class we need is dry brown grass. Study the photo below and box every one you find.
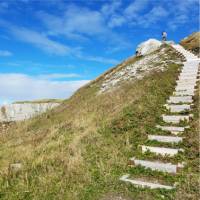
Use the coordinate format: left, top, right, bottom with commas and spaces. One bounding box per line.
180, 32, 200, 55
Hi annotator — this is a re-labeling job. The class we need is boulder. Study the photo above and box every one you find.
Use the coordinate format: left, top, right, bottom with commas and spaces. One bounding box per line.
136, 39, 162, 56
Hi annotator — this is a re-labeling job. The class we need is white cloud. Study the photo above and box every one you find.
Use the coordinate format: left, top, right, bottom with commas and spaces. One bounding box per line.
176, 0, 198, 12
0, 50, 12, 57
166, 0, 198, 30
108, 15, 126, 28
37, 73, 81, 80
37, 4, 129, 51
78, 54, 119, 65
10, 27, 71, 56
124, 0, 149, 19
101, 0, 122, 17
37, 5, 108, 39
0, 73, 90, 103
138, 6, 169, 27
168, 14, 188, 30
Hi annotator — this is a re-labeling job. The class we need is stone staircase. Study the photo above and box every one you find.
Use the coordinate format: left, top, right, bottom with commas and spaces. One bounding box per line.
120, 44, 199, 190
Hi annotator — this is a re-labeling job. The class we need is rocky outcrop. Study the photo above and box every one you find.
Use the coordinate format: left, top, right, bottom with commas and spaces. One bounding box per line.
0, 103, 60, 122
100, 45, 182, 92
136, 39, 162, 56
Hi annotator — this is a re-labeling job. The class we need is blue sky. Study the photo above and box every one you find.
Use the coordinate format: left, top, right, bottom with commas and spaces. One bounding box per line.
0, 0, 198, 104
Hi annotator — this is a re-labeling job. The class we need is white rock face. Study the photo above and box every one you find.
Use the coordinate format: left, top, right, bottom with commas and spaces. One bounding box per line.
100, 46, 178, 92
0, 103, 60, 122
136, 39, 162, 56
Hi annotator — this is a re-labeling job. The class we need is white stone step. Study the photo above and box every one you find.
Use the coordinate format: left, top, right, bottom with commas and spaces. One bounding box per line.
173, 91, 195, 96
179, 72, 198, 76
176, 80, 197, 85
162, 114, 193, 124
141, 145, 184, 156
181, 70, 199, 74
167, 96, 193, 103
130, 158, 184, 173
165, 104, 191, 112
179, 75, 199, 79
180, 70, 199, 74
120, 174, 175, 190
148, 135, 183, 143
180, 68, 199, 74
156, 125, 189, 135
177, 77, 199, 81
179, 73, 198, 77
177, 82, 196, 86
175, 88, 195, 93
175, 86, 195, 91
181, 66, 199, 69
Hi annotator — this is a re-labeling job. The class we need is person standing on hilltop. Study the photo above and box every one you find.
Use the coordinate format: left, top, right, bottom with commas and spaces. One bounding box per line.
162, 31, 167, 41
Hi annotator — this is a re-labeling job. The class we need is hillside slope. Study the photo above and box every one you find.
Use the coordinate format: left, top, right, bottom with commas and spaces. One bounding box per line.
180, 32, 200, 56
0, 44, 198, 200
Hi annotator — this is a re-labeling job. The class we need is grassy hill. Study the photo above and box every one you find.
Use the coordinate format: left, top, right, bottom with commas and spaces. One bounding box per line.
180, 32, 200, 56
0, 44, 199, 200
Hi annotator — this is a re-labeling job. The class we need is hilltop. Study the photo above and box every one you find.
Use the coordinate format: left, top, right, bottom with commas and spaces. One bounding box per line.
0, 35, 199, 200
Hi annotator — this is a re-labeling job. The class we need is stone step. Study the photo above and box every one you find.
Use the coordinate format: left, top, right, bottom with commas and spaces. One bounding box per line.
180, 69, 199, 72
156, 125, 189, 135
162, 114, 193, 124
141, 145, 184, 156
176, 80, 197, 85
120, 174, 175, 190
175, 86, 195, 91
179, 71, 199, 74
175, 89, 195, 93
176, 82, 196, 87
180, 70, 199, 74
178, 77, 199, 82
180, 73, 199, 76
179, 75, 199, 79
148, 135, 183, 143
129, 158, 184, 173
179, 72, 199, 76
175, 89, 195, 94
167, 96, 193, 104
173, 91, 195, 96
165, 104, 191, 112
181, 66, 199, 69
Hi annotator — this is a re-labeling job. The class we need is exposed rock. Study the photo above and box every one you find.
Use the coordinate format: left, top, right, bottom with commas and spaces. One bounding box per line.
9, 163, 22, 173
100, 45, 181, 93
136, 39, 162, 56
0, 103, 60, 122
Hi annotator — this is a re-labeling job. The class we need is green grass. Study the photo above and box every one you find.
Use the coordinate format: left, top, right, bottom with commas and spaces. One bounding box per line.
0, 46, 199, 200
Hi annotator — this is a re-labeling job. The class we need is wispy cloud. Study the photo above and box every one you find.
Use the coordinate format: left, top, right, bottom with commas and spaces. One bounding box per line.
77, 54, 119, 65
11, 27, 71, 56
37, 4, 130, 52
167, 0, 198, 30
0, 50, 12, 57
138, 6, 169, 28
0, 73, 90, 103
37, 73, 81, 80
124, 0, 149, 19
37, 5, 109, 40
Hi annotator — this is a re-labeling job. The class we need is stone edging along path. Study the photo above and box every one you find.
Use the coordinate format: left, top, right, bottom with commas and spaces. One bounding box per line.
120, 44, 200, 190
